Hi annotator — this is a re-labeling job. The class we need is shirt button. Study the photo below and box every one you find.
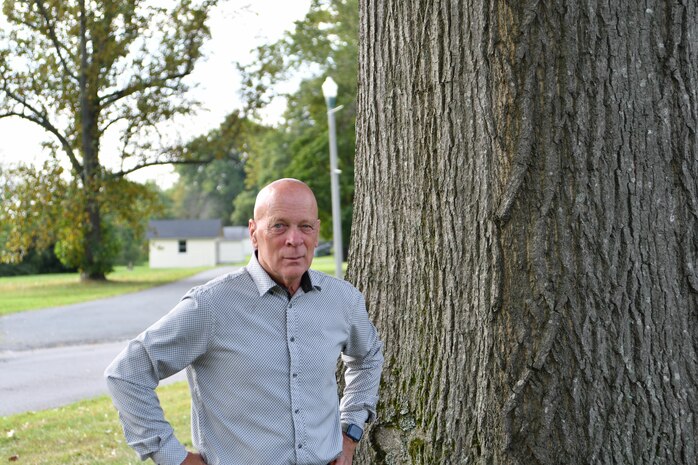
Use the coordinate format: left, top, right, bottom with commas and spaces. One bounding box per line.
294, 409, 299, 414
290, 337, 295, 342
292, 373, 297, 378
289, 303, 293, 308
298, 444, 302, 449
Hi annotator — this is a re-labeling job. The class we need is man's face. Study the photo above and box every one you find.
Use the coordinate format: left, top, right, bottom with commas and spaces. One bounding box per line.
249, 184, 319, 289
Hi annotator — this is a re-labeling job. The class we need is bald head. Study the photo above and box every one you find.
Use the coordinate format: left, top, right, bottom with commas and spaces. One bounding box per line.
253, 178, 318, 221
249, 178, 320, 293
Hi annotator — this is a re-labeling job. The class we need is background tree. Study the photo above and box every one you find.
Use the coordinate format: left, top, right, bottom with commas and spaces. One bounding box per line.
166, 112, 254, 223
0, 161, 161, 272
238, 0, 357, 246
0, 0, 217, 279
0, 164, 75, 276
350, 1, 697, 464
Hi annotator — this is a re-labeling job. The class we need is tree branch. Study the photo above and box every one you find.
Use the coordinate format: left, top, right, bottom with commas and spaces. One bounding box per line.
100, 114, 127, 134
34, 0, 79, 83
112, 156, 213, 178
1, 76, 81, 171
0, 110, 81, 172
99, 67, 193, 108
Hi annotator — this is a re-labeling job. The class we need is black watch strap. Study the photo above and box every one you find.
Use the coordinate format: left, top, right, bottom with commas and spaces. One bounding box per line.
341, 423, 364, 442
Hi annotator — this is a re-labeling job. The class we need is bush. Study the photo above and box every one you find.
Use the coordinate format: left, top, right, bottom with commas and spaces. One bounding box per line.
0, 246, 77, 277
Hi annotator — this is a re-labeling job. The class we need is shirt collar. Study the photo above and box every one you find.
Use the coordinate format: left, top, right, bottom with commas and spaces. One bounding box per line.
246, 252, 318, 297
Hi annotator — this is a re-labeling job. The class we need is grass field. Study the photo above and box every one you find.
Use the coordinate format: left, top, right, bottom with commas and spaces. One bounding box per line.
0, 266, 212, 316
310, 255, 348, 275
0, 382, 192, 465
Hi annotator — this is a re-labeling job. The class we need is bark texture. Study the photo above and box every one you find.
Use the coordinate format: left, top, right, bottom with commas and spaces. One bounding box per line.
349, 1, 697, 464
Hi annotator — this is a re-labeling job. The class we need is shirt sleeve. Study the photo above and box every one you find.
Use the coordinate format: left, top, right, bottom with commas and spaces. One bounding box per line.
104, 291, 212, 465
339, 291, 384, 426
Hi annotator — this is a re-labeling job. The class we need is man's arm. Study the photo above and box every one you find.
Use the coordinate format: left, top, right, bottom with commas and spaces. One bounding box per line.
340, 292, 384, 430
105, 294, 212, 465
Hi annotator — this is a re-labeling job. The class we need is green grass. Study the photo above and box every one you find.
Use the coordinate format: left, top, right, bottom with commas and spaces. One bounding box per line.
0, 382, 192, 465
310, 255, 348, 275
0, 266, 213, 316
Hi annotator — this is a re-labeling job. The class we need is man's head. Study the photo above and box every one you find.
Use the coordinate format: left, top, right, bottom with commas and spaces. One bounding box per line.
249, 178, 320, 292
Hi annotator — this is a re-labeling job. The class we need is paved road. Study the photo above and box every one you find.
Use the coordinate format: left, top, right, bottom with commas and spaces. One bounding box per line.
0, 267, 238, 416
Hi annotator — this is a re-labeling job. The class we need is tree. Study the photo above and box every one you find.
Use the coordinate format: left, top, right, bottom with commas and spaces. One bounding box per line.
350, 1, 697, 464
167, 112, 254, 224
238, 0, 358, 246
0, 0, 217, 279
0, 161, 161, 273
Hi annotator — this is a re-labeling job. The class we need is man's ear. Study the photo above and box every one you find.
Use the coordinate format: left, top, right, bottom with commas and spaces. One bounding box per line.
249, 219, 258, 248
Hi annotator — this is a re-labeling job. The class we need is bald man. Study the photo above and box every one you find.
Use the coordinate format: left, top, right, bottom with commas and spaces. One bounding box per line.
106, 179, 384, 465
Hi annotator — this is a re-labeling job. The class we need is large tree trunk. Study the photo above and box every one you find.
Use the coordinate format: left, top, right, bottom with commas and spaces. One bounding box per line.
349, 1, 697, 464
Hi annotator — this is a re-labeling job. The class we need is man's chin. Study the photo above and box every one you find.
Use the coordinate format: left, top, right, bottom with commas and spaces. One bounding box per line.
279, 260, 309, 274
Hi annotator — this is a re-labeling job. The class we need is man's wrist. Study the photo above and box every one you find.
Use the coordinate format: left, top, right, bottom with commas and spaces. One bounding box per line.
341, 422, 364, 442
150, 434, 188, 465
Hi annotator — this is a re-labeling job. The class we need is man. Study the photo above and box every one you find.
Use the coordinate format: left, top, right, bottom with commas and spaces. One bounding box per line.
105, 178, 384, 465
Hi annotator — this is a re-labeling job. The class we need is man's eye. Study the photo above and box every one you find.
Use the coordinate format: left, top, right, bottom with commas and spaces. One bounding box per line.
300, 224, 314, 231
271, 224, 286, 231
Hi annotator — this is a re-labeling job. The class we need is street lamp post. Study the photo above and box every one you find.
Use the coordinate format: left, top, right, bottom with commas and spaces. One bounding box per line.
322, 76, 343, 279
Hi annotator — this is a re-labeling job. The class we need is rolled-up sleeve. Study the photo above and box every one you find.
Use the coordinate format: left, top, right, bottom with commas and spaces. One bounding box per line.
105, 292, 212, 465
340, 293, 384, 426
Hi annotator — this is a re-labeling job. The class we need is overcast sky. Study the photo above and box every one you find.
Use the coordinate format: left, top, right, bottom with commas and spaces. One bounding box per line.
0, 0, 312, 188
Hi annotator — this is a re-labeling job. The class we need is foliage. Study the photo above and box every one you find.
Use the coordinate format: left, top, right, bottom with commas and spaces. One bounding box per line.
0, 161, 65, 264
0, 161, 162, 275
0, 0, 218, 279
166, 112, 260, 224
0, 245, 76, 276
237, 0, 358, 247
229, 124, 290, 224
230, 189, 256, 225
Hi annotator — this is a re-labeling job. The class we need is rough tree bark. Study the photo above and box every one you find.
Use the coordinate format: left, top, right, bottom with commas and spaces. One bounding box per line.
348, 1, 697, 464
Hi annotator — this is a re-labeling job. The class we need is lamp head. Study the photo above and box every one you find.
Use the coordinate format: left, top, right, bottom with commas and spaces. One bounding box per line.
322, 76, 338, 108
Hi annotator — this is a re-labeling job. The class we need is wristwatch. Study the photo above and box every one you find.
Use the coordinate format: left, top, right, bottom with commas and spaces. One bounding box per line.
341, 423, 364, 442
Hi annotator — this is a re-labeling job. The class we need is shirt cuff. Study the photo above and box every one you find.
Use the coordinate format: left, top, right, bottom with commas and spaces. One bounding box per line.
340, 409, 370, 427
150, 434, 188, 465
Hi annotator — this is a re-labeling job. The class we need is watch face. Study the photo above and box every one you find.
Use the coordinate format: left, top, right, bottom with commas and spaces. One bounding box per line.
346, 424, 363, 442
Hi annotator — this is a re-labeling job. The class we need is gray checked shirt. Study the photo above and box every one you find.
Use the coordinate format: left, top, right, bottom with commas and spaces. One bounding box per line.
105, 254, 383, 465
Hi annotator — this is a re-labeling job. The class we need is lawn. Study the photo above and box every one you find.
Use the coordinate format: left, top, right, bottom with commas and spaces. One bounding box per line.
310, 255, 348, 275
0, 266, 212, 316
0, 382, 192, 465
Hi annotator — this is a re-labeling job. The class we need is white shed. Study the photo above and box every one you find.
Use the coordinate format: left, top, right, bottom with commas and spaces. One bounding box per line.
147, 219, 222, 268
218, 226, 253, 263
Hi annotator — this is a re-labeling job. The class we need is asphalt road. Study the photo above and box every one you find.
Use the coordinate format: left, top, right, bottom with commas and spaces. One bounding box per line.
0, 266, 238, 416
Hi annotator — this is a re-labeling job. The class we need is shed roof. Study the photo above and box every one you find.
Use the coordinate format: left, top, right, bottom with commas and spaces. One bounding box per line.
223, 226, 249, 241
147, 219, 222, 239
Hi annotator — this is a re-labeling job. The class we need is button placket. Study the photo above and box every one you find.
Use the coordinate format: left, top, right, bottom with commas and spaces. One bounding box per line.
286, 296, 305, 459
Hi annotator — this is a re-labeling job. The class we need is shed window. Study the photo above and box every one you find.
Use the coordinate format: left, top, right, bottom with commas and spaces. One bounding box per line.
178, 240, 187, 253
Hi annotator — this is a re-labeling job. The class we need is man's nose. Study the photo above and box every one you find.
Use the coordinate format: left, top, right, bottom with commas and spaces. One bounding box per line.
285, 226, 303, 246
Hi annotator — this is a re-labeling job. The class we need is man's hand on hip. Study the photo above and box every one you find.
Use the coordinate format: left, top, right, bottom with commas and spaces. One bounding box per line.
330, 433, 358, 465
180, 452, 207, 465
